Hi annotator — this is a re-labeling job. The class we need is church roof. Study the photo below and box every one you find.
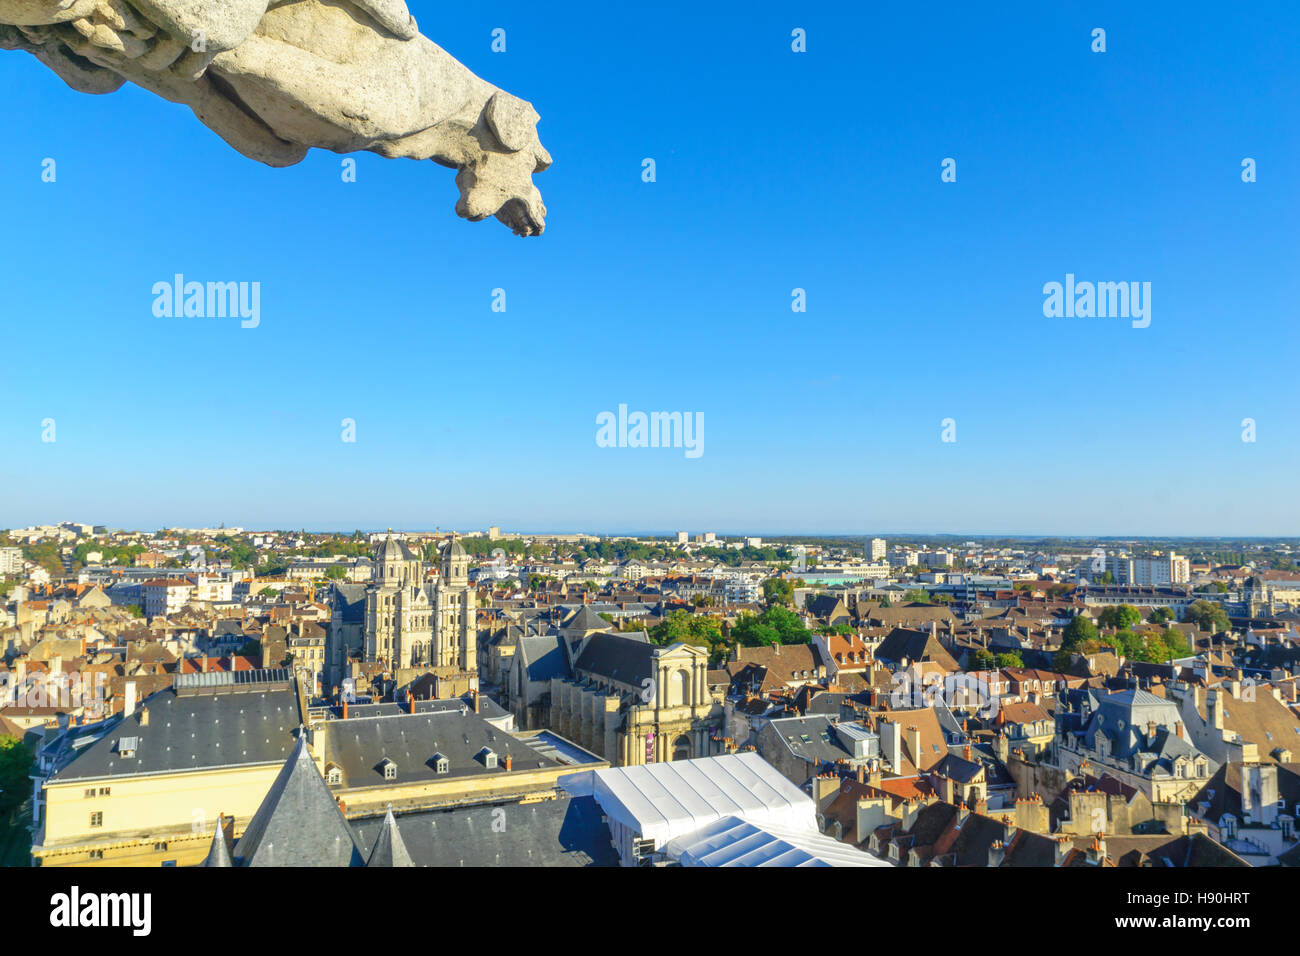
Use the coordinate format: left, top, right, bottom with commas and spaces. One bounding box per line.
444, 537, 467, 558
202, 815, 234, 867
564, 606, 611, 633
366, 806, 414, 867
233, 731, 365, 867
377, 537, 416, 563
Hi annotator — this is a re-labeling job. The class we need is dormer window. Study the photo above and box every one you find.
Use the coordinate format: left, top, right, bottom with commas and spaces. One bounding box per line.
379, 757, 397, 780
478, 747, 499, 769
118, 736, 138, 758
431, 752, 449, 774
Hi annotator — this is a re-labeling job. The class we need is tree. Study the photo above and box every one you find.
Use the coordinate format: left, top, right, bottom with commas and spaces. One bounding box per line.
0, 735, 33, 817
994, 652, 1024, 669
693, 594, 714, 608
1097, 604, 1141, 631
971, 649, 996, 670
762, 578, 794, 607
903, 588, 930, 604
1150, 607, 1174, 624
1183, 600, 1230, 634
1062, 615, 1099, 649
1052, 649, 1075, 673
732, 606, 813, 647
324, 565, 346, 580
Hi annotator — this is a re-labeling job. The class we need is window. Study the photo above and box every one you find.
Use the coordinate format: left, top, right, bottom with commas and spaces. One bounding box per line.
326, 767, 341, 785
99, 787, 111, 796
154, 842, 168, 851
383, 762, 396, 780
88, 850, 103, 860
84, 788, 95, 799
89, 812, 103, 828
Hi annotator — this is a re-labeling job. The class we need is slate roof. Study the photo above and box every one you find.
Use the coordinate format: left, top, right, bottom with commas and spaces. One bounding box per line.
518, 634, 571, 683
349, 795, 618, 867
572, 632, 656, 685
322, 709, 558, 788
563, 606, 613, 633
49, 682, 300, 783
331, 583, 367, 623
234, 732, 365, 866
365, 807, 414, 867
377, 537, 417, 563
763, 715, 857, 767
202, 815, 234, 867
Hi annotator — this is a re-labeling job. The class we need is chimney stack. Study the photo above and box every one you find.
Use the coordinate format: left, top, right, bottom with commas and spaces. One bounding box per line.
124, 681, 136, 718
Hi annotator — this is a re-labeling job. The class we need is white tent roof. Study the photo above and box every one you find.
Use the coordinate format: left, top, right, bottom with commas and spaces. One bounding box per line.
578, 751, 816, 847
665, 815, 892, 867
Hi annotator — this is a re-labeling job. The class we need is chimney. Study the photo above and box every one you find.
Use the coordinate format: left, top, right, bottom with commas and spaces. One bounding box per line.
124, 681, 136, 718
408, 694, 416, 715
881, 720, 901, 773
856, 764, 865, 784
201, 656, 209, 673
963, 744, 972, 762
1146, 720, 1156, 741
505, 754, 513, 771
140, 707, 149, 726
1001, 815, 1017, 845
1054, 837, 1072, 866
988, 840, 1006, 867
907, 725, 921, 769
1175, 721, 1184, 739
473, 690, 480, 713
342, 698, 349, 720
1208, 690, 1224, 730
1086, 833, 1107, 865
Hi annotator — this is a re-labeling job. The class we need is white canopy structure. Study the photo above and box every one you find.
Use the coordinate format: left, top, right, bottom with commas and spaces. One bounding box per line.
562, 751, 890, 867
666, 816, 890, 867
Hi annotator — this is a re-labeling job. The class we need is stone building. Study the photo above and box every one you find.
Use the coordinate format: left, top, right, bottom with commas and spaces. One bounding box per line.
544, 632, 721, 766
363, 537, 475, 672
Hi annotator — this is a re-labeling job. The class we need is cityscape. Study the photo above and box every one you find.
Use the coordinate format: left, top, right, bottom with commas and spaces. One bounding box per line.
0, 0, 1291, 934
1, 523, 1298, 875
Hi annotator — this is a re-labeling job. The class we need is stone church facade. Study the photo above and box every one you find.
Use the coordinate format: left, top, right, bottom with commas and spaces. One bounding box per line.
363, 536, 475, 671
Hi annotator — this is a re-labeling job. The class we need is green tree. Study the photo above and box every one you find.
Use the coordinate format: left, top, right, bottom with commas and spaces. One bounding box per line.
762, 577, 795, 606
1097, 604, 1141, 631
0, 736, 34, 817
324, 565, 346, 580
995, 652, 1024, 668
1062, 615, 1099, 649
1183, 600, 1230, 634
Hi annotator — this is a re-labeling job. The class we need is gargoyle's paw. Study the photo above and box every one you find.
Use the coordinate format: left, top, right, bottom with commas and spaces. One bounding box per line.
454, 152, 547, 236
495, 193, 546, 237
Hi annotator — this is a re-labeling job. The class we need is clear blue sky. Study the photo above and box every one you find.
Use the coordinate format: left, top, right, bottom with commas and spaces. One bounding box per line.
1, 1, 1297, 536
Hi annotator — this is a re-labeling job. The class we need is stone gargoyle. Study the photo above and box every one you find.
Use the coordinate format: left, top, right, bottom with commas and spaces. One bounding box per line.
0, 0, 551, 235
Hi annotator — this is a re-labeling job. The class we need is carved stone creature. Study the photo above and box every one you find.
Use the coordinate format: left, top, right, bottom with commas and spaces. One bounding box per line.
1, 0, 551, 235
